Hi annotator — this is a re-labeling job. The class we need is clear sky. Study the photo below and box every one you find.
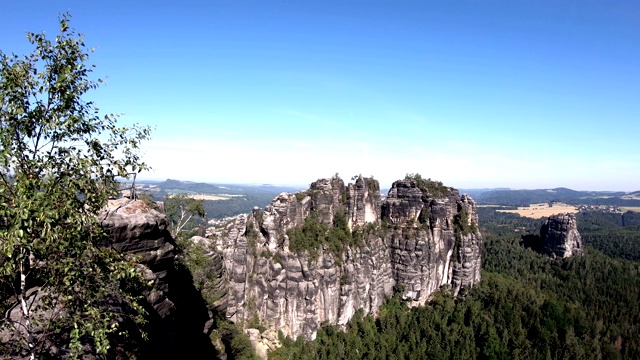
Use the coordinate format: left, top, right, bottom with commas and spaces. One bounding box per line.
2, 1, 639, 191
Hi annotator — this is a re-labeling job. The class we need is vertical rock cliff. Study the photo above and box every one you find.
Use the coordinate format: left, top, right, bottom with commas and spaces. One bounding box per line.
100, 198, 177, 319
101, 198, 219, 358
99, 198, 178, 355
206, 175, 483, 345
540, 213, 584, 258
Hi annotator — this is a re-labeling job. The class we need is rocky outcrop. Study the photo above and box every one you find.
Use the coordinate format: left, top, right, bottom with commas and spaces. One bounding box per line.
540, 213, 584, 258
99, 198, 182, 357
346, 177, 381, 229
1, 199, 180, 358
205, 175, 483, 344
383, 181, 482, 303
100, 198, 177, 318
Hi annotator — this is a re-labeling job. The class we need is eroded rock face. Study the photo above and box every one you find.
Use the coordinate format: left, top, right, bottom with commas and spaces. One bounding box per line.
540, 213, 584, 258
99, 198, 193, 359
1, 199, 179, 358
207, 176, 482, 342
383, 182, 482, 303
347, 177, 381, 229
100, 198, 177, 319
308, 177, 345, 225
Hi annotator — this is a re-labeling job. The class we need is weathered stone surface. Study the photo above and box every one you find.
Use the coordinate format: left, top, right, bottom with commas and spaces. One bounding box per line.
381, 180, 425, 225
346, 177, 381, 229
540, 213, 584, 258
1, 199, 179, 358
308, 177, 345, 225
261, 193, 312, 250
450, 195, 483, 293
384, 183, 482, 302
100, 198, 177, 318
208, 176, 483, 342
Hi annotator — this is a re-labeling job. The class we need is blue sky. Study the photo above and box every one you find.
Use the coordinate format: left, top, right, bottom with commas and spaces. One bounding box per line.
2, 1, 639, 191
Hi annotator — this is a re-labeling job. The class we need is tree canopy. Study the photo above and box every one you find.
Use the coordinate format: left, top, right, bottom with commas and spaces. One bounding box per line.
0, 14, 151, 358
164, 194, 206, 240
404, 173, 450, 198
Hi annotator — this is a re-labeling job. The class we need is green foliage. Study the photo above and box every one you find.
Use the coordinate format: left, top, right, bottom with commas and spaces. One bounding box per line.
287, 213, 329, 258
142, 179, 300, 219
576, 211, 640, 261
476, 207, 543, 238
365, 176, 378, 190
203, 195, 266, 219
176, 238, 221, 308
245, 220, 259, 256
475, 187, 640, 207
478, 188, 640, 207
287, 212, 361, 260
272, 251, 284, 266
137, 191, 161, 211
217, 322, 260, 360
165, 194, 206, 240
295, 192, 308, 202
247, 313, 267, 333
454, 206, 476, 236
0, 14, 151, 358
479, 207, 640, 262
404, 173, 450, 198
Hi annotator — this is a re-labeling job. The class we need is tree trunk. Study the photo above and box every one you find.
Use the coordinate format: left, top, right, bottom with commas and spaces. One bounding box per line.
19, 257, 35, 360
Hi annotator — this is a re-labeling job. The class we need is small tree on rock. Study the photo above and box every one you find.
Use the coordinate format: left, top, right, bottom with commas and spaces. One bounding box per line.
165, 194, 206, 240
0, 14, 151, 358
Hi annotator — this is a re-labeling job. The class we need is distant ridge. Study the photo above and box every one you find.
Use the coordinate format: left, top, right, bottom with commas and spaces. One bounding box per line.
476, 187, 640, 207
133, 179, 302, 218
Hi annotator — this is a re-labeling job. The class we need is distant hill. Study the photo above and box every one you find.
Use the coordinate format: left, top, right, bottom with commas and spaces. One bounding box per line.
475, 187, 640, 207
130, 180, 640, 216
148, 179, 301, 196
622, 191, 640, 200
133, 179, 303, 219
459, 188, 510, 198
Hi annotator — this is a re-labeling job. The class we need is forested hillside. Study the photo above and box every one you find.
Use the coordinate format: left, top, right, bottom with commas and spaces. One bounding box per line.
576, 211, 640, 262
270, 209, 640, 359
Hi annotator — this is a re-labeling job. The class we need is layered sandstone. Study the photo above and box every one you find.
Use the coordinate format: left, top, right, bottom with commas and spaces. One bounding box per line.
205, 175, 483, 344
540, 213, 584, 258
100, 198, 177, 318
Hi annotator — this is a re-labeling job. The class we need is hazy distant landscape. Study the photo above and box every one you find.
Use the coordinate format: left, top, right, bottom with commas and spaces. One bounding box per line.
130, 178, 640, 220
470, 187, 640, 207
130, 179, 302, 219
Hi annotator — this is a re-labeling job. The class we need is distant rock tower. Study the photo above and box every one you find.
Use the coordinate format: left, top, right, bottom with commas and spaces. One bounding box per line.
540, 213, 584, 258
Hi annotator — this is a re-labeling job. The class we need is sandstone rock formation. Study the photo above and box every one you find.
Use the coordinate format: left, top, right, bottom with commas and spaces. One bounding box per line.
540, 213, 584, 258
205, 175, 483, 344
1, 199, 180, 358
99, 198, 182, 357
100, 198, 177, 319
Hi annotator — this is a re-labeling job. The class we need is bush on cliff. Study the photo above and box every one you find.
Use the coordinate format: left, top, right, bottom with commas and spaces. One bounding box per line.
404, 173, 451, 198
287, 211, 361, 259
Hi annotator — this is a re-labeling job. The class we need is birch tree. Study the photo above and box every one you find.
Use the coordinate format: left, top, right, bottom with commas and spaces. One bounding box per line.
165, 194, 206, 240
0, 14, 151, 358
